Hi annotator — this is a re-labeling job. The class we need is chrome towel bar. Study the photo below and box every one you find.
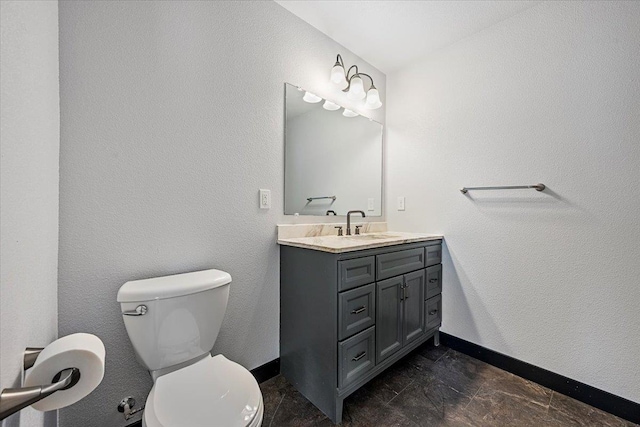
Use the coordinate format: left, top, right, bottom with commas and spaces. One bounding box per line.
460, 183, 545, 194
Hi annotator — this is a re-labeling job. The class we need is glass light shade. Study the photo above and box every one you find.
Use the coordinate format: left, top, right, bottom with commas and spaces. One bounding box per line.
323, 100, 340, 111
347, 76, 366, 100
330, 65, 347, 87
365, 88, 382, 109
342, 109, 358, 118
302, 91, 322, 103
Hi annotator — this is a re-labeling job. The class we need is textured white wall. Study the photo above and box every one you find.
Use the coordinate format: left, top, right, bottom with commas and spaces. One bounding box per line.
0, 1, 60, 427
57, 2, 384, 426
386, 1, 640, 403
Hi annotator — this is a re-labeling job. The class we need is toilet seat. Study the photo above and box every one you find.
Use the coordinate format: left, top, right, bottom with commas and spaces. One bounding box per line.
143, 354, 263, 427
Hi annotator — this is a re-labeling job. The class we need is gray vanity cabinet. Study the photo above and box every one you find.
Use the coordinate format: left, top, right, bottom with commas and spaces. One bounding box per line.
280, 239, 443, 425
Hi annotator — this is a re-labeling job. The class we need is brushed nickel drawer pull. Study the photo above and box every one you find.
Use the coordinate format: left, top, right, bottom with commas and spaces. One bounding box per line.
352, 351, 366, 362
429, 309, 439, 315
351, 306, 366, 314
429, 278, 438, 283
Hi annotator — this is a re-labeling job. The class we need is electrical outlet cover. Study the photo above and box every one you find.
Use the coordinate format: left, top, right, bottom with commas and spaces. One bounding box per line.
259, 189, 271, 209
397, 197, 405, 211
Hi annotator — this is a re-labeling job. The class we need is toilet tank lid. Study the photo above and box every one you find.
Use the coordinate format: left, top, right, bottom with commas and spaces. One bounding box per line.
117, 269, 231, 303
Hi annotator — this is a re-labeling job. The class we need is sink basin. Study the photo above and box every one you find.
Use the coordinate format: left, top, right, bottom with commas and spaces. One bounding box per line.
345, 234, 400, 240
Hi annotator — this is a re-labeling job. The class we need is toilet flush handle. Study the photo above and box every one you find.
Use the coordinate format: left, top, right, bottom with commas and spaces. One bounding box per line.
122, 305, 147, 316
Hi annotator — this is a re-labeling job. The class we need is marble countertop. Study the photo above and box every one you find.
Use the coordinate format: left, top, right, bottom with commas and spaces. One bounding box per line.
277, 231, 443, 253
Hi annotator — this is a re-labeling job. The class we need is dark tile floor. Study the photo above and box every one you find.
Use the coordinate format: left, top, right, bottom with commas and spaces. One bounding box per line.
259, 341, 637, 426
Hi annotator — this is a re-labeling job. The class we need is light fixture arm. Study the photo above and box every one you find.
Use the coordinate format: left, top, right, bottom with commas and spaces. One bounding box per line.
335, 55, 362, 90
345, 65, 359, 81
357, 73, 376, 89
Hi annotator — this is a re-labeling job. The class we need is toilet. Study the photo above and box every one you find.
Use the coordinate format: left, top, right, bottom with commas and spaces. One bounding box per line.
117, 269, 263, 427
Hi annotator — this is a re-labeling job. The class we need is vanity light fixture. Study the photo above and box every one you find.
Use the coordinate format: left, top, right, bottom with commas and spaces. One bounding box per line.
302, 91, 322, 103
329, 54, 382, 110
322, 100, 341, 111
342, 109, 358, 118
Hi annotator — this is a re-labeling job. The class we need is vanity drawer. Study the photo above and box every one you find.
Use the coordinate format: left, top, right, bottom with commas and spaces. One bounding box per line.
425, 264, 442, 299
339, 284, 376, 340
339, 256, 376, 291
426, 295, 442, 330
425, 244, 442, 267
338, 326, 375, 389
376, 248, 425, 280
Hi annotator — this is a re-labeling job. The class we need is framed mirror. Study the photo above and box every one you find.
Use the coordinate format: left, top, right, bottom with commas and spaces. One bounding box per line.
284, 83, 383, 216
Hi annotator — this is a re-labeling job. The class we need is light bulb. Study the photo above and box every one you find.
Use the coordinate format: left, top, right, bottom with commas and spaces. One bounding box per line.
302, 91, 322, 103
323, 100, 340, 111
347, 76, 366, 100
330, 64, 347, 88
342, 109, 358, 118
365, 88, 382, 109
350, 76, 364, 93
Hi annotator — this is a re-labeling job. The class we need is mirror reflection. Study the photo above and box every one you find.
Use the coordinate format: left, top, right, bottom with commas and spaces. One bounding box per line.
284, 83, 383, 216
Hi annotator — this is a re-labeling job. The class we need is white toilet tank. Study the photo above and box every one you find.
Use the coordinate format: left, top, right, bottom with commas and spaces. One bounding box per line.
117, 269, 231, 373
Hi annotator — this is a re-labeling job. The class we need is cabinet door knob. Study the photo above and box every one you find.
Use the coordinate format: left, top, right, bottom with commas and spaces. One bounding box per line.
351, 306, 366, 314
429, 278, 438, 283
429, 309, 438, 315
352, 351, 367, 362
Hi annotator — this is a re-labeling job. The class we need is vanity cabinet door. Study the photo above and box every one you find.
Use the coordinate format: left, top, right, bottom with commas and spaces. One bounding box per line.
403, 270, 425, 345
375, 277, 403, 363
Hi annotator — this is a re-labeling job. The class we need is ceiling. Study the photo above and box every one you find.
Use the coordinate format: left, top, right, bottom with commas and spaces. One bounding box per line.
275, 1, 540, 73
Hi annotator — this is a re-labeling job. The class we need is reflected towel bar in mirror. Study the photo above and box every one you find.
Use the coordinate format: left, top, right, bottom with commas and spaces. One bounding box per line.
460, 183, 545, 194
307, 196, 337, 202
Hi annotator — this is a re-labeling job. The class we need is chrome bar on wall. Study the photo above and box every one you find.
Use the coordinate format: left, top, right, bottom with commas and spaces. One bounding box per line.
460, 183, 545, 194
306, 196, 337, 202
0, 348, 81, 420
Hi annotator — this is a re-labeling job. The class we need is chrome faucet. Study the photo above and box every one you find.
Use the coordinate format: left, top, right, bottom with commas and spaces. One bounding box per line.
346, 210, 366, 236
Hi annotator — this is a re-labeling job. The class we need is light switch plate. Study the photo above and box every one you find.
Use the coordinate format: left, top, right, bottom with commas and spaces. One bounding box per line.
259, 189, 271, 209
367, 198, 375, 211
397, 197, 405, 211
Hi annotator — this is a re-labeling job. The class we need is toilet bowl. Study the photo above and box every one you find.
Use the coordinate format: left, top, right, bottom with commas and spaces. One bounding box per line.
143, 355, 263, 427
117, 269, 263, 427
